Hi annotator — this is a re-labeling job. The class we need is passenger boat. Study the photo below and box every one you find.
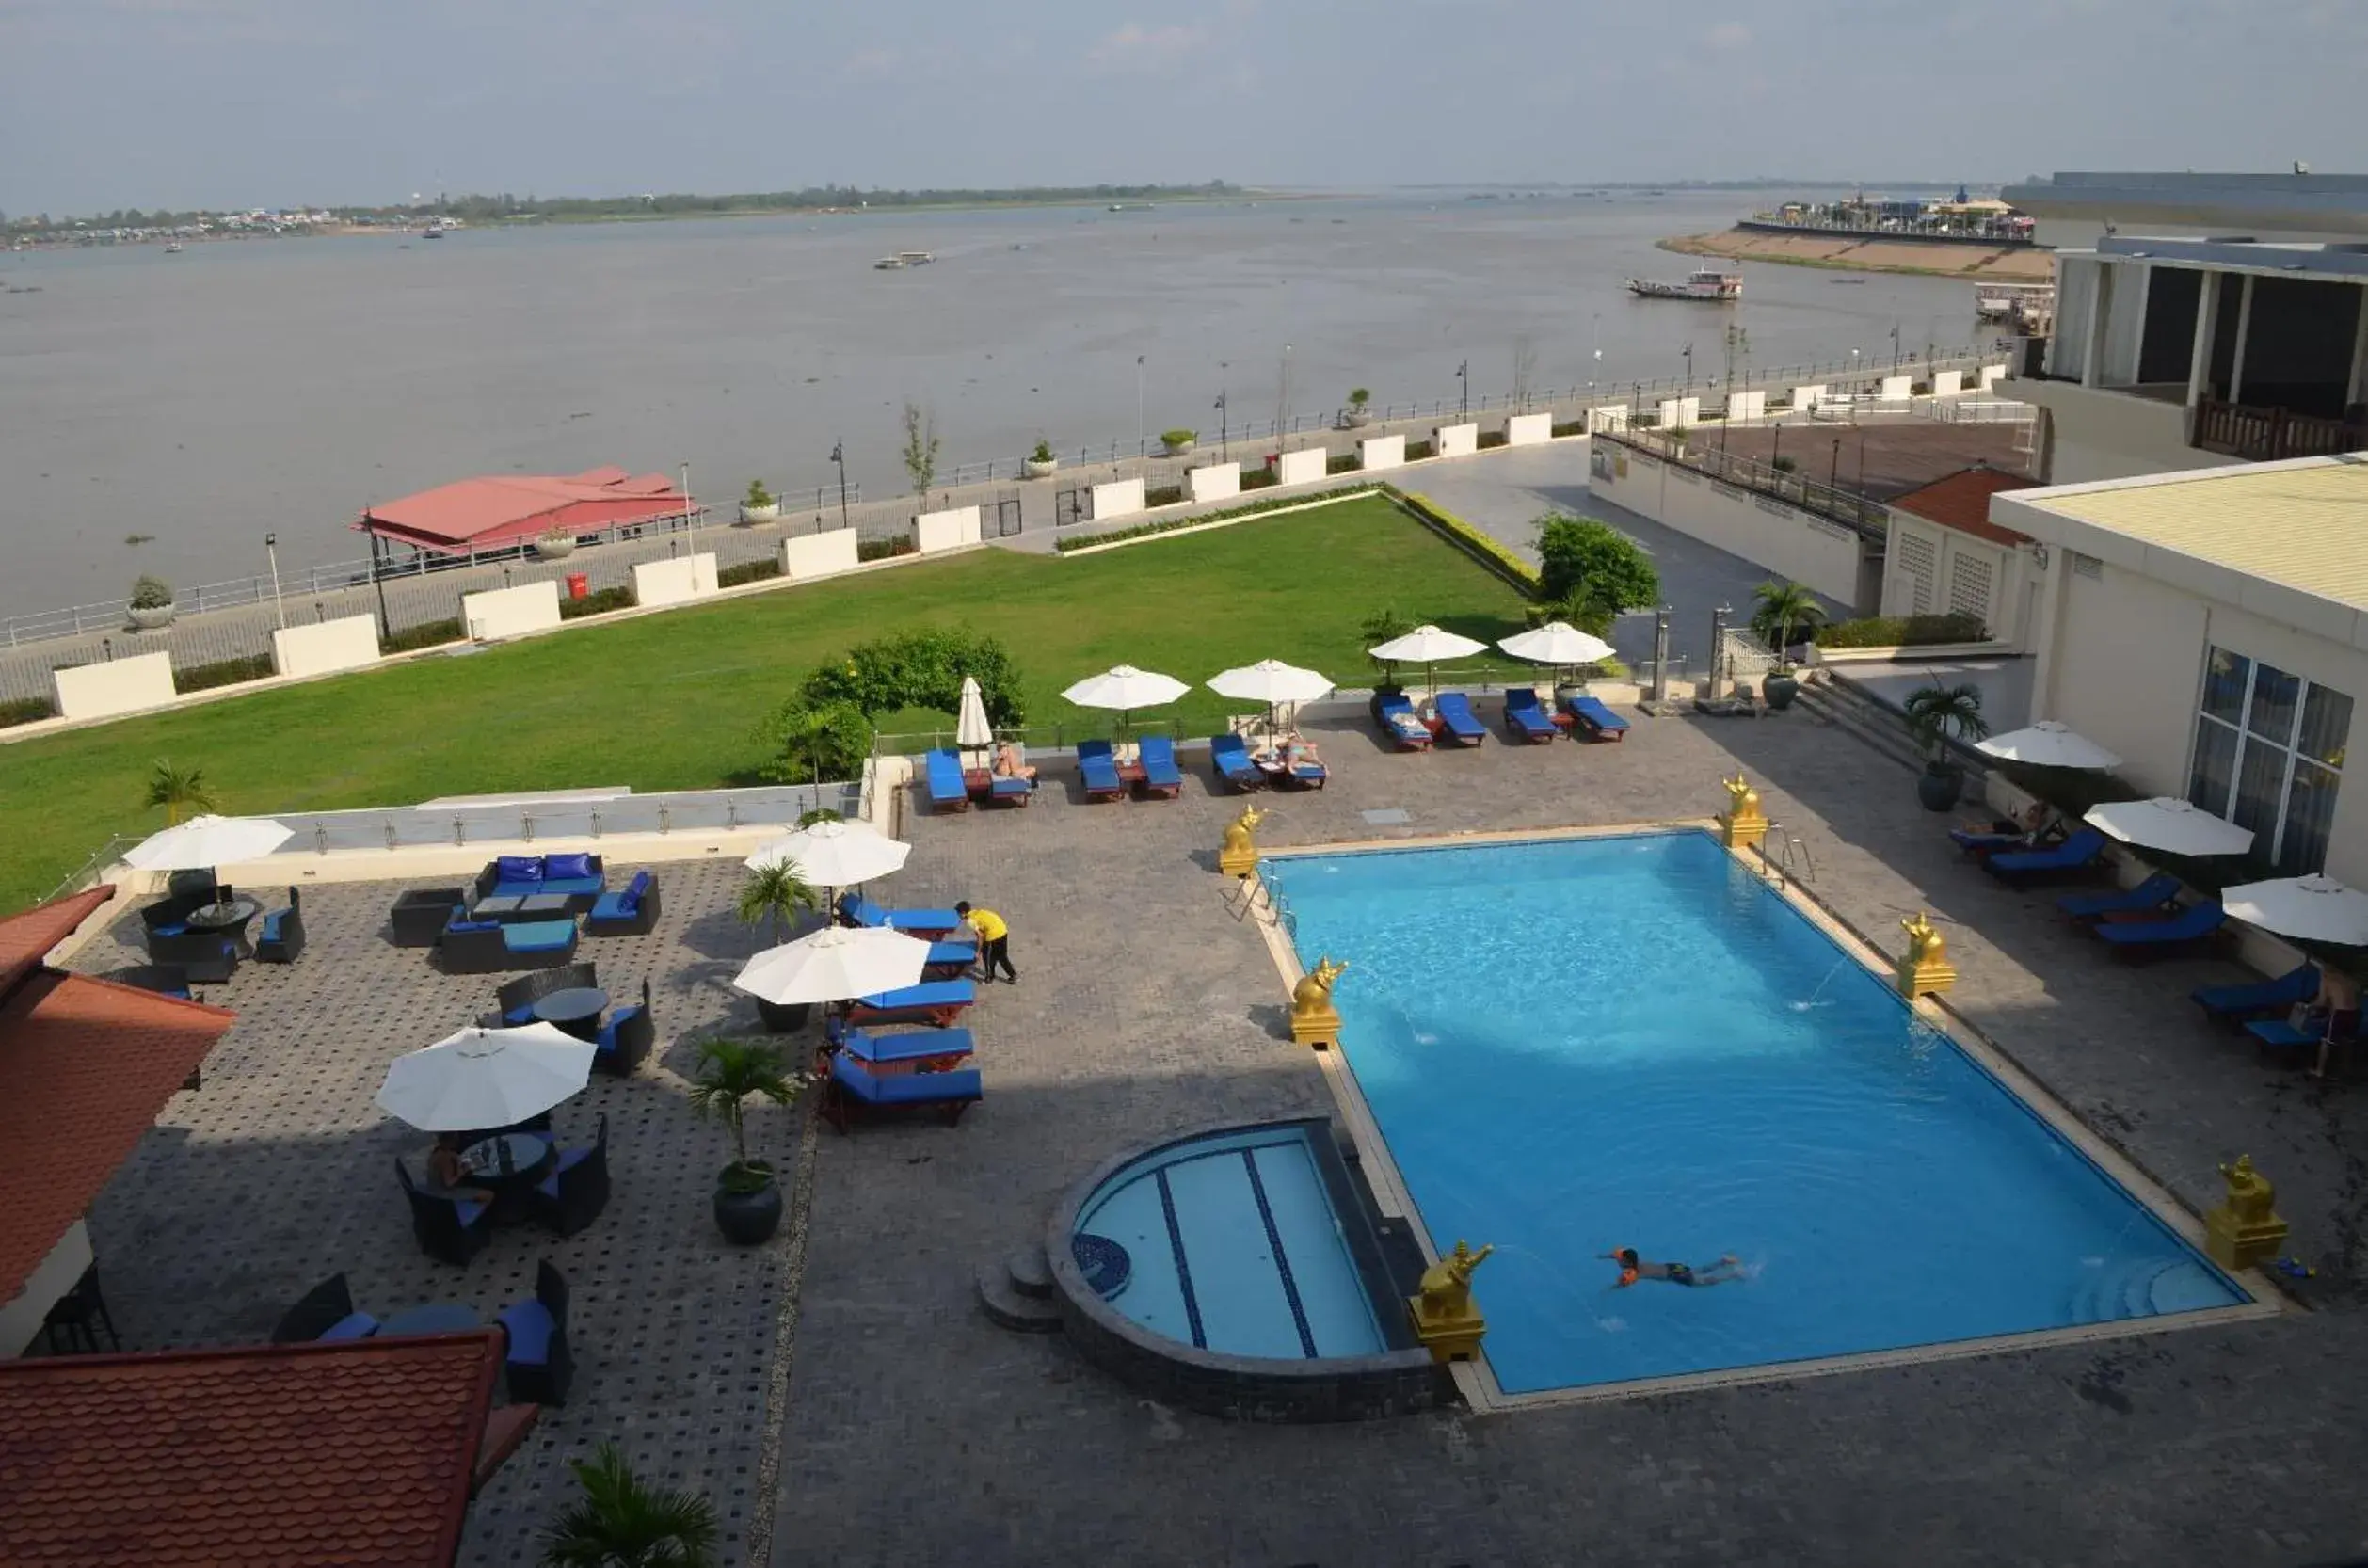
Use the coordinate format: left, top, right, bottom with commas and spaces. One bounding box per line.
1975, 282, 2055, 321
1627, 268, 1741, 302
873, 255, 906, 269
896, 250, 935, 265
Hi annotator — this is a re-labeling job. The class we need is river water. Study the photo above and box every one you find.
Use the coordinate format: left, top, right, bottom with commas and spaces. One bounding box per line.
0, 190, 1987, 616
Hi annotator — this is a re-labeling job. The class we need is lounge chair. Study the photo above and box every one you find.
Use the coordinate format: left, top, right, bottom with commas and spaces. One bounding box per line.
822, 1051, 983, 1132
2193, 963, 2319, 1026
1562, 694, 1629, 742
594, 981, 652, 1076
825, 1023, 977, 1075
1502, 687, 1557, 744
844, 979, 975, 1028
255, 887, 305, 964
585, 870, 660, 936
2089, 900, 2227, 959
1950, 825, 2029, 856
988, 773, 1035, 806
271, 1272, 373, 1344
534, 1114, 611, 1237
922, 941, 979, 981
394, 1159, 491, 1266
922, 748, 971, 813
2057, 872, 2183, 922
1432, 692, 1487, 746
1375, 694, 1433, 751
1076, 740, 1128, 801
838, 893, 962, 940
1210, 733, 1266, 792
1136, 735, 1185, 799
1983, 827, 2108, 884
1283, 750, 1328, 790
497, 1260, 574, 1406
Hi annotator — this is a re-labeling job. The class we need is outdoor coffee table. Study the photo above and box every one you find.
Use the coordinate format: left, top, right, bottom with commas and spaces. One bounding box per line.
533, 986, 610, 1041
184, 896, 263, 952
473, 893, 575, 924
461, 1131, 557, 1223
471, 894, 525, 920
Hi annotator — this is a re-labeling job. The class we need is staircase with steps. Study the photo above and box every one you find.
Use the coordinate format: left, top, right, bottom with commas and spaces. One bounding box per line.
976, 1243, 1064, 1333
1797, 672, 1993, 788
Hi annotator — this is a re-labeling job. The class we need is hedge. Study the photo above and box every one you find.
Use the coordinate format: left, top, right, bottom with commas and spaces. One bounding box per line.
1144, 484, 1185, 507
1478, 430, 1509, 449
1053, 487, 1381, 553
0, 696, 56, 728
1386, 488, 1540, 594
1816, 612, 1988, 648
383, 617, 464, 653
558, 585, 637, 620
1325, 453, 1360, 475
857, 536, 919, 563
174, 654, 276, 694
1240, 468, 1279, 490
718, 558, 783, 588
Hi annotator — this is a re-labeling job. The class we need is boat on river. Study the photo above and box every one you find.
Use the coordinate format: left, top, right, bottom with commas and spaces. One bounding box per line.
1628, 268, 1740, 302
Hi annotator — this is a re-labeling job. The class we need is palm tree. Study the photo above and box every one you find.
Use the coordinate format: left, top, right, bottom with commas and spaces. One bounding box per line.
143, 758, 216, 825
1750, 580, 1825, 667
737, 859, 818, 945
1904, 682, 1990, 764
687, 1038, 802, 1183
540, 1444, 718, 1568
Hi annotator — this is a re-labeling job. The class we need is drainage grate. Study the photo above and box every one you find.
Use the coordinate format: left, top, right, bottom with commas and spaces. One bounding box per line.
1361, 808, 1411, 825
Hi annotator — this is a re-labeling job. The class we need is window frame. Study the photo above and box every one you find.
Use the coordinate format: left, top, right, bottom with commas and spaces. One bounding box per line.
2187, 645, 2348, 874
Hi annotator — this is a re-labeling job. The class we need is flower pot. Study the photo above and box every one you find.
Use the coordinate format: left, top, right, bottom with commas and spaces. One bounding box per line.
1024, 457, 1057, 480
1339, 408, 1372, 429
1762, 670, 1800, 711
712, 1164, 783, 1245
127, 602, 176, 631
1916, 762, 1964, 812
739, 503, 781, 524
533, 536, 576, 560
1553, 681, 1588, 708
756, 998, 811, 1033
1161, 439, 1195, 456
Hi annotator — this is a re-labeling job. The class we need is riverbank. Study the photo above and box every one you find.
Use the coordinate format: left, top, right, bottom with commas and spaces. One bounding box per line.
1662, 229, 2055, 281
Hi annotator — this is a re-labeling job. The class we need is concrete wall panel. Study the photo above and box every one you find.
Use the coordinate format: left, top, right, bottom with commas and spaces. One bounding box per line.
1591, 448, 1859, 603
912, 505, 983, 554
1878, 375, 1914, 402
632, 552, 719, 609
1090, 478, 1146, 520
270, 615, 380, 680
782, 530, 860, 580
1505, 412, 1552, 446
1188, 463, 1240, 503
1434, 423, 1479, 457
1274, 449, 1326, 487
1357, 434, 1406, 472
461, 580, 562, 642
1931, 369, 1964, 396
53, 650, 175, 720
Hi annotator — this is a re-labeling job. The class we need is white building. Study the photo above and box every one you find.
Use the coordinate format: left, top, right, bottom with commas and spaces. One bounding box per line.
1878, 466, 2044, 646
1998, 456, 2363, 886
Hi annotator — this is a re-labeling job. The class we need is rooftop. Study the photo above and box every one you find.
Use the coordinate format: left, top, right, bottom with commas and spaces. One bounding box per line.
2000, 455, 2368, 650
358, 466, 688, 556
1888, 465, 2040, 544
2001, 170, 2368, 238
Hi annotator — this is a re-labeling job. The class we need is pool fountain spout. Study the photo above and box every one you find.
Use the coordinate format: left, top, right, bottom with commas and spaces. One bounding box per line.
1409, 1240, 1494, 1364
1896, 911, 1958, 998
2204, 1155, 2288, 1270
1220, 803, 1270, 878
1717, 773, 1768, 851
1288, 955, 1348, 1048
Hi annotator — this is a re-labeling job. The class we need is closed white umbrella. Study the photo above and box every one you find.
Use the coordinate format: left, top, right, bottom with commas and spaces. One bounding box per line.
732, 923, 933, 1006
1208, 659, 1333, 737
124, 814, 294, 870
1368, 624, 1486, 699
1062, 664, 1191, 737
744, 818, 910, 884
1497, 621, 1617, 667
2223, 875, 2368, 947
376, 1023, 596, 1133
1975, 721, 2121, 772
2084, 798, 2254, 858
955, 674, 995, 768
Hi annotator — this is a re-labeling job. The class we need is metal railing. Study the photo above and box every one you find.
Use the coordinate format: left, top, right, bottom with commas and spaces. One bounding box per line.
1604, 430, 1895, 540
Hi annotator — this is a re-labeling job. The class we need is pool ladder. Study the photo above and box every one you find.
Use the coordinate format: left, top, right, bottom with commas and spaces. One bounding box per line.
1763, 822, 1816, 888
1230, 873, 1298, 937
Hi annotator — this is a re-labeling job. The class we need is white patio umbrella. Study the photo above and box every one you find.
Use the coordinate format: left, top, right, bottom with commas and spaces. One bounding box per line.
955, 674, 995, 768
1497, 621, 1617, 680
1975, 721, 2121, 772
376, 1023, 596, 1133
1208, 659, 1334, 737
744, 818, 910, 885
123, 813, 294, 870
1062, 664, 1191, 737
2223, 875, 2368, 947
2084, 798, 2255, 858
1368, 625, 1486, 699
732, 922, 933, 1006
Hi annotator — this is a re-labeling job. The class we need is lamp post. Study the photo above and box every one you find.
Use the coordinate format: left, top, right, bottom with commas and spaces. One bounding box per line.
1890, 322, 1901, 376
1456, 358, 1468, 420
1214, 388, 1228, 459
264, 532, 284, 629
680, 460, 694, 555
1278, 343, 1292, 446
1681, 343, 1694, 407
1135, 354, 1145, 458
1830, 437, 1843, 490
830, 441, 850, 532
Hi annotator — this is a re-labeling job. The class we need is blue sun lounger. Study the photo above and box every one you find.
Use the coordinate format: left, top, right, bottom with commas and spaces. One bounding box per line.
1137, 735, 1185, 798
844, 979, 976, 1028
1077, 739, 1128, 801
1984, 826, 2108, 883
1562, 694, 1628, 742
1951, 825, 2031, 856
922, 748, 970, 812
833, 1024, 976, 1067
1432, 692, 1487, 745
823, 1051, 983, 1130
922, 941, 978, 979
1502, 687, 1557, 744
1375, 694, 1433, 750
2057, 872, 2183, 921
1210, 733, 1265, 791
2089, 899, 2226, 958
838, 893, 962, 940
2193, 963, 2319, 1025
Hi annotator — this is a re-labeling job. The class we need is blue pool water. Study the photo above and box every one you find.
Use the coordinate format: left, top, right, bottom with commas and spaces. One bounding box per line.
1265, 831, 2243, 1394
1074, 1125, 1385, 1359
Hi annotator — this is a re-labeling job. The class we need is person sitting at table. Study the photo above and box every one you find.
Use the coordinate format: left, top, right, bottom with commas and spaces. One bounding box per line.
424, 1133, 496, 1205
993, 741, 1037, 782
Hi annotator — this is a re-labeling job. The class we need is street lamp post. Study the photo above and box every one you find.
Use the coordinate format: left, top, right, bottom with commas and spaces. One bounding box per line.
680, 461, 694, 555
264, 532, 284, 629
1135, 354, 1145, 458
1890, 322, 1901, 376
830, 441, 850, 532
1457, 359, 1468, 420
1214, 389, 1228, 459
1830, 437, 1843, 489
1681, 343, 1694, 408
1278, 344, 1292, 446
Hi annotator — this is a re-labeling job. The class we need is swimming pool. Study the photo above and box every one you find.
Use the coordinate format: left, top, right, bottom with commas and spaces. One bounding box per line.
1264, 830, 2248, 1395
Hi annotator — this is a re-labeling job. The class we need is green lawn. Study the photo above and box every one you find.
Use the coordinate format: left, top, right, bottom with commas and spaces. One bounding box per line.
0, 495, 1527, 910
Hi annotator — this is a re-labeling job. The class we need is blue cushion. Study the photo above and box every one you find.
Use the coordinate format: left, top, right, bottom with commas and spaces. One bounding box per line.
504, 1005, 537, 1027
543, 853, 595, 880
628, 870, 652, 897
499, 1300, 555, 1364
152, 922, 187, 937
496, 855, 545, 882
261, 911, 284, 941
504, 920, 576, 953
318, 1311, 379, 1342
447, 919, 501, 935
455, 1197, 489, 1229
590, 891, 631, 920
541, 876, 603, 896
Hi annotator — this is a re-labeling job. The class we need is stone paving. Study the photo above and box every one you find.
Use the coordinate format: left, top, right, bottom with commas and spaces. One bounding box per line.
769, 699, 2368, 1568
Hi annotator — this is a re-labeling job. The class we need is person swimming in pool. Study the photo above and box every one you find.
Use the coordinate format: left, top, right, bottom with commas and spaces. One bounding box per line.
1601, 1248, 1745, 1288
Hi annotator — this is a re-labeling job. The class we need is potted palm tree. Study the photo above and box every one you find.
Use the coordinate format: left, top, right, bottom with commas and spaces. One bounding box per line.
540, 1443, 718, 1567
1904, 682, 1990, 811
740, 480, 779, 524
1341, 387, 1373, 428
127, 574, 176, 631
738, 859, 819, 1031
1750, 580, 1825, 711
688, 1037, 804, 1244
1024, 440, 1058, 480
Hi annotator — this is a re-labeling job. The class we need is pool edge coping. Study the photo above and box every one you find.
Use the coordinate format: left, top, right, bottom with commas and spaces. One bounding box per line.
1244, 819, 2287, 1413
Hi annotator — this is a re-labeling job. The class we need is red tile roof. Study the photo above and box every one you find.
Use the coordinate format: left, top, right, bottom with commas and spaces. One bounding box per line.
358, 467, 688, 555
1889, 466, 2041, 545
0, 1333, 513, 1567
0, 969, 234, 1302
0, 885, 113, 1000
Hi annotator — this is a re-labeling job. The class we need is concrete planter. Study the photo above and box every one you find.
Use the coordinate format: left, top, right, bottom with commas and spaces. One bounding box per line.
1024, 457, 1058, 479
1338, 408, 1373, 428
532, 535, 576, 560
739, 502, 781, 524
1762, 670, 1800, 711
1160, 439, 1195, 457
127, 602, 176, 631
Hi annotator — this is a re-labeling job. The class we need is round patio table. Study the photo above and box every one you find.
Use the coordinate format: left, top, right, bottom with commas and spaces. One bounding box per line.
183, 896, 264, 954
380, 1303, 479, 1336
461, 1132, 557, 1225
532, 986, 610, 1042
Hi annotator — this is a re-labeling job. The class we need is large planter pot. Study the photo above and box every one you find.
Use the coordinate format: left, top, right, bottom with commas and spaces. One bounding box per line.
1161, 439, 1195, 457
756, 998, 811, 1033
1916, 762, 1965, 812
739, 502, 781, 524
127, 602, 176, 631
533, 535, 576, 560
713, 1164, 783, 1245
1553, 681, 1588, 708
1339, 408, 1373, 429
1024, 457, 1058, 480
1762, 669, 1800, 711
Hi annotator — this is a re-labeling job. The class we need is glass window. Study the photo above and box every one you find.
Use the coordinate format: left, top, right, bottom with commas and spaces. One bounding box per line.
2187, 718, 2239, 816
2200, 648, 2250, 725
2298, 685, 2354, 768
2247, 662, 2301, 744
2187, 646, 2349, 875
2281, 761, 2342, 877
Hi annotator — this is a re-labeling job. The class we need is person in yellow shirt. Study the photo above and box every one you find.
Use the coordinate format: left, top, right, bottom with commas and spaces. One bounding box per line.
955, 901, 1016, 983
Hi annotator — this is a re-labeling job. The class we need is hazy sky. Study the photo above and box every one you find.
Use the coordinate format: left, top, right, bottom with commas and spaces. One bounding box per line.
4, 0, 2363, 214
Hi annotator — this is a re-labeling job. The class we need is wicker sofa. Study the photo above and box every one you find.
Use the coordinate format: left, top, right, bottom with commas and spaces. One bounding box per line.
472, 854, 606, 913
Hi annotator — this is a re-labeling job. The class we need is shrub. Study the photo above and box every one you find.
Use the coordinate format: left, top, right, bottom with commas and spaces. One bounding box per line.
1325, 453, 1359, 475
744, 479, 775, 509
558, 585, 635, 620
802, 628, 1028, 727
1815, 612, 1987, 649
1160, 428, 1197, 449
857, 536, 918, 563
0, 696, 56, 728
1535, 514, 1658, 620
754, 697, 875, 784
717, 558, 782, 588
1051, 487, 1381, 553
1404, 440, 1434, 461
1391, 490, 1540, 594
1360, 606, 1416, 683
1240, 468, 1279, 490
129, 574, 174, 609
173, 654, 274, 694
1551, 420, 1587, 438
1771, 455, 1799, 473
382, 617, 463, 653
1144, 485, 1185, 507
1478, 430, 1508, 449
1031, 439, 1055, 464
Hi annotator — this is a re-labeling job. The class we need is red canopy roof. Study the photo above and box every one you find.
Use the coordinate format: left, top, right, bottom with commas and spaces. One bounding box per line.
358, 466, 688, 556
1890, 466, 2040, 546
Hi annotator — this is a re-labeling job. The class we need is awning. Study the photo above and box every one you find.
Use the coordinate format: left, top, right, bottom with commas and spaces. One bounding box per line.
357, 466, 690, 556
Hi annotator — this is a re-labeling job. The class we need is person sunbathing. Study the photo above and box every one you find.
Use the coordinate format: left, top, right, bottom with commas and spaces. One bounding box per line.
1601, 1248, 1744, 1288
1283, 737, 1323, 768
993, 742, 1037, 781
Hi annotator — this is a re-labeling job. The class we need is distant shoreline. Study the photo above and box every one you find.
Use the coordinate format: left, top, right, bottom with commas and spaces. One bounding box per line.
1659, 229, 2054, 281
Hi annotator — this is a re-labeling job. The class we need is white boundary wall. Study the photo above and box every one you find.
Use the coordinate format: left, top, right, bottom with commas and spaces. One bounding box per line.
1790, 384, 1826, 410
912, 505, 982, 554
462, 580, 562, 642
1587, 405, 1630, 432
1879, 375, 1913, 402
1505, 412, 1552, 446
53, 650, 175, 720
270, 615, 380, 680
1435, 423, 1479, 457
1591, 444, 1862, 604
1090, 477, 1146, 520
1725, 391, 1767, 422
1979, 363, 2007, 389
782, 530, 859, 580
1357, 434, 1406, 472
1656, 396, 1703, 428
1931, 369, 1963, 397
1188, 463, 1240, 503
632, 552, 720, 608
1274, 449, 1326, 487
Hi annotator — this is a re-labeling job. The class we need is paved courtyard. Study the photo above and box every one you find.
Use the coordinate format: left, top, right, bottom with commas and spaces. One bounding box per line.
59, 692, 2368, 1567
